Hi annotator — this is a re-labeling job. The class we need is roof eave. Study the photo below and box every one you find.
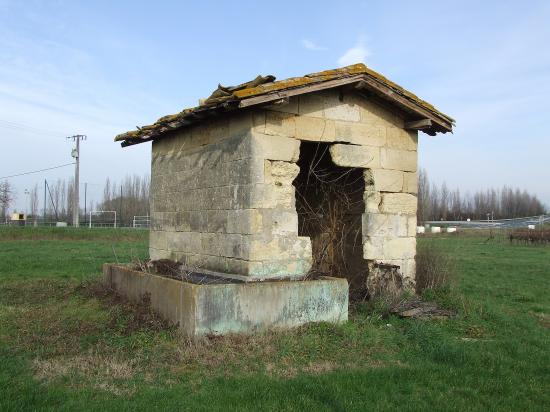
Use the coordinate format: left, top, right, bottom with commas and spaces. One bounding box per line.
117, 71, 454, 146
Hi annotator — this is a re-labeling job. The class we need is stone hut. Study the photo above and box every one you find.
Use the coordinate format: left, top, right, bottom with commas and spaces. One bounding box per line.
115, 63, 453, 299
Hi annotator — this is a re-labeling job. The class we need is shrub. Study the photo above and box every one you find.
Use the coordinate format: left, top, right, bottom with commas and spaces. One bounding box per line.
415, 242, 455, 294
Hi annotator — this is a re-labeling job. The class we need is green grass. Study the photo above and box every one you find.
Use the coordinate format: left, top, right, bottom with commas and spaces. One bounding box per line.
0, 227, 548, 411
0, 227, 148, 280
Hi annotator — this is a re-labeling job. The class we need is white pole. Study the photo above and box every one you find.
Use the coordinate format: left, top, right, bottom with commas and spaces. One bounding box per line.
66, 135, 86, 227
114, 211, 117, 228
74, 137, 80, 227
89, 211, 92, 228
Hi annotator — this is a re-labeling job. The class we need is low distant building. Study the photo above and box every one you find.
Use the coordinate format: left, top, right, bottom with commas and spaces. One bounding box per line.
10, 212, 26, 226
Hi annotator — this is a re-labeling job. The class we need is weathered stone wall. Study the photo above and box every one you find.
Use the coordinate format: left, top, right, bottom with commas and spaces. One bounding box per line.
150, 112, 311, 279
150, 88, 417, 284
257, 89, 418, 285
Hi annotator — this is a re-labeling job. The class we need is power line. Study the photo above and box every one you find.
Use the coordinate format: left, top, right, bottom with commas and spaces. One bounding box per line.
0, 119, 68, 137
0, 162, 75, 180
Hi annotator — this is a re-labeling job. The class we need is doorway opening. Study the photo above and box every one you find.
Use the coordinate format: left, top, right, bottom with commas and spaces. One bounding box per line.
293, 141, 369, 299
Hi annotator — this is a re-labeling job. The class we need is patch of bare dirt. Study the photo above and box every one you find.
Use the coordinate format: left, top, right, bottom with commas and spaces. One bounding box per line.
76, 280, 173, 334
303, 360, 338, 374
33, 354, 137, 381
533, 312, 550, 329
32, 353, 139, 396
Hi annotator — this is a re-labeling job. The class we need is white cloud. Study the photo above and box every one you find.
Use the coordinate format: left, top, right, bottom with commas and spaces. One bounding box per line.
301, 38, 327, 51
337, 37, 370, 66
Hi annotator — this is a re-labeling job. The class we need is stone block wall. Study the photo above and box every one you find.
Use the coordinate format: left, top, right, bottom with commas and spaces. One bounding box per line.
150, 113, 312, 279
252, 89, 418, 285
150, 88, 418, 284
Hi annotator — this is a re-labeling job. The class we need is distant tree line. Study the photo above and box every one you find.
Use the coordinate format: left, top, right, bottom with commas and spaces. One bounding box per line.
1, 175, 149, 226
3, 170, 546, 226
99, 175, 150, 226
417, 169, 547, 222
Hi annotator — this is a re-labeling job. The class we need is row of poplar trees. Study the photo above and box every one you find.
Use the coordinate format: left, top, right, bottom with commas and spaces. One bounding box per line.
417, 169, 547, 222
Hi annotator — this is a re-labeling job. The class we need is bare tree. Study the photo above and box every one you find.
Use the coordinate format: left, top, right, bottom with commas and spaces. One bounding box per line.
447, 188, 461, 220
29, 184, 39, 218
0, 180, 15, 221
440, 182, 449, 220
417, 168, 430, 222
430, 183, 440, 220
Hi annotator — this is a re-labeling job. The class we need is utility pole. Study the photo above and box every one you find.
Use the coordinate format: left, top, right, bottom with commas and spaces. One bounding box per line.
84, 182, 87, 220
43, 179, 47, 223
66, 134, 86, 227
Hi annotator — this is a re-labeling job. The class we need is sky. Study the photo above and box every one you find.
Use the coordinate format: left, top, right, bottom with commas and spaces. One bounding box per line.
1, 0, 549, 213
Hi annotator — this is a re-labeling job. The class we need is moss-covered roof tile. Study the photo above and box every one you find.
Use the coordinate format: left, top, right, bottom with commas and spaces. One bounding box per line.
116, 63, 454, 146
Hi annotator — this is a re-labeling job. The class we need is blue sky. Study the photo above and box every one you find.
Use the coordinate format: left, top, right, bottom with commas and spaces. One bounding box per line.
1, 0, 549, 212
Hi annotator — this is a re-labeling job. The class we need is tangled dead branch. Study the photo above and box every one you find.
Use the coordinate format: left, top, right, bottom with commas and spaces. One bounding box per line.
294, 142, 369, 298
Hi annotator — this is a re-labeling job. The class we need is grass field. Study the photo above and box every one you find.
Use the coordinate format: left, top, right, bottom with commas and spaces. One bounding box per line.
0, 227, 548, 411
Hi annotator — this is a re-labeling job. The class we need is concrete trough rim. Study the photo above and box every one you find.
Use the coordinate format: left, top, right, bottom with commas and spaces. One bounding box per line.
105, 263, 346, 289
103, 263, 349, 337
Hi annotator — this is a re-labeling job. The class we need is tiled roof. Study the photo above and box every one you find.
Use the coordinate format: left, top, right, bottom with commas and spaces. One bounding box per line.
116, 63, 454, 146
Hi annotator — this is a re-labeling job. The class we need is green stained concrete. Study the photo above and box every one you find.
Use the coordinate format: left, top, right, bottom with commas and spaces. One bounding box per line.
104, 264, 348, 337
